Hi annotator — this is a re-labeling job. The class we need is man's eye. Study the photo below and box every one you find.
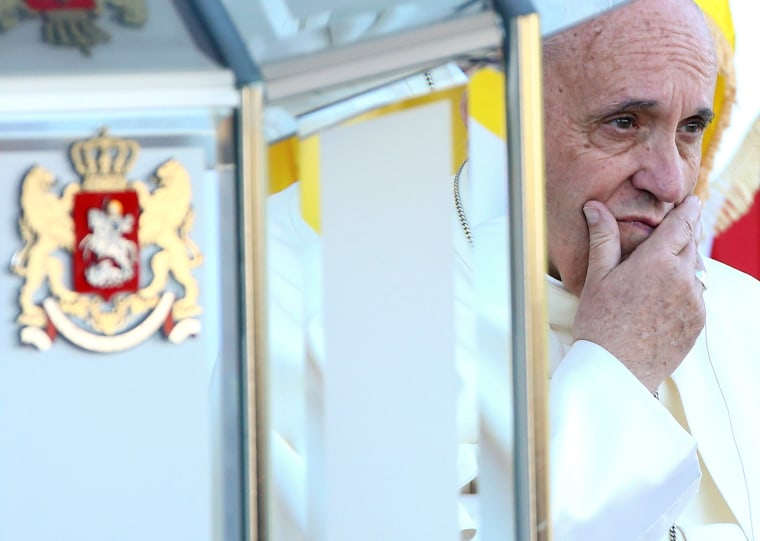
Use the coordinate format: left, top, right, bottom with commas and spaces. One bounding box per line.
609, 116, 635, 129
681, 119, 707, 134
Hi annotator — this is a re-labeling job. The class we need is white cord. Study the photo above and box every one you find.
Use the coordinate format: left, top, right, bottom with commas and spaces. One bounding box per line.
704, 312, 756, 540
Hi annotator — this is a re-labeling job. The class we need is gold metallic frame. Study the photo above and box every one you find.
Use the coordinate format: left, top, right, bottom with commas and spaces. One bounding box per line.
239, 83, 269, 541
503, 11, 551, 541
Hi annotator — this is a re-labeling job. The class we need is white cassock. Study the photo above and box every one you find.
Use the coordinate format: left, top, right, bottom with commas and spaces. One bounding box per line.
473, 212, 760, 541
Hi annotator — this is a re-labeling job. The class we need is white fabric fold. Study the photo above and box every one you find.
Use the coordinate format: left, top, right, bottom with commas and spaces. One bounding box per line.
666, 258, 760, 540
550, 341, 701, 540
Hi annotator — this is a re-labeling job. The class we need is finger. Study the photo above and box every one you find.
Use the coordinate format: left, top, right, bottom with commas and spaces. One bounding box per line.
646, 194, 701, 256
678, 227, 698, 266
583, 200, 621, 285
694, 214, 703, 250
671, 232, 707, 293
695, 253, 708, 291
695, 252, 706, 272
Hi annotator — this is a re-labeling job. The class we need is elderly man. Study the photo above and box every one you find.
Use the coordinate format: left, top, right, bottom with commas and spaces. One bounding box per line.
481, 0, 760, 538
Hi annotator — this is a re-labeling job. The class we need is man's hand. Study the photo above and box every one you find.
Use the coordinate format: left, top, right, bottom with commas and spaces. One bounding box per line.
572, 196, 706, 393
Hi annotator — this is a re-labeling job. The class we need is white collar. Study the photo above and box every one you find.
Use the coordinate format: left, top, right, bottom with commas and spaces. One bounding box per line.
546, 273, 578, 336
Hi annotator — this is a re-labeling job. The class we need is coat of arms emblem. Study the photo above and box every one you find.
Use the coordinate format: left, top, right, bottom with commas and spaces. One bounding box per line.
0, 0, 147, 55
11, 129, 203, 352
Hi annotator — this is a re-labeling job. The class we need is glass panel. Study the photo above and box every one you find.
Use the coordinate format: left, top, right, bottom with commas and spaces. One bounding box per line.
260, 35, 515, 541
0, 108, 243, 541
264, 65, 465, 541
230, 1, 644, 540
240, 1, 514, 540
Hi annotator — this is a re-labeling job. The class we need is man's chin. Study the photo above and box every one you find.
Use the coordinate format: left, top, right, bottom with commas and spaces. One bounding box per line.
619, 232, 651, 260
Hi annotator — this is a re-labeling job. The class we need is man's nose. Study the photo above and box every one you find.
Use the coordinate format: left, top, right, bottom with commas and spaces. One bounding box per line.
630, 140, 689, 203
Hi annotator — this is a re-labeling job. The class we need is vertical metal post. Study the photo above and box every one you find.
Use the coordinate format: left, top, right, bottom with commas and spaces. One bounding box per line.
239, 83, 269, 541
501, 7, 551, 541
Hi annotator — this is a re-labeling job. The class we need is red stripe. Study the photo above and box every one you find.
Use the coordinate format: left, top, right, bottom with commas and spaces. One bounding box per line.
711, 190, 760, 279
26, 0, 95, 10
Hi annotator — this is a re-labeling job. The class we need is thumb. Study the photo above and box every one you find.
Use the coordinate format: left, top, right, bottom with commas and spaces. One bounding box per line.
583, 201, 621, 285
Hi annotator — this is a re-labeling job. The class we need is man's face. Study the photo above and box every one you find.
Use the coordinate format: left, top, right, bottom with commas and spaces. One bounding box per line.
543, 0, 717, 295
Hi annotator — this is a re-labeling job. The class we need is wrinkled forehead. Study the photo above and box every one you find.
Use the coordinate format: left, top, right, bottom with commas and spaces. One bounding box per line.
544, 0, 717, 82
542, 0, 718, 117
554, 0, 715, 67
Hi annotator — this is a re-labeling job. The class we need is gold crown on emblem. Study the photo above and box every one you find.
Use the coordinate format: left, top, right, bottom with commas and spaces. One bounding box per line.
70, 128, 139, 191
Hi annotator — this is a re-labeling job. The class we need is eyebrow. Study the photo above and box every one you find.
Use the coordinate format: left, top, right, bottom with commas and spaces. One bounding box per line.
613, 99, 657, 111
589, 100, 715, 125
693, 108, 716, 125
591, 100, 657, 120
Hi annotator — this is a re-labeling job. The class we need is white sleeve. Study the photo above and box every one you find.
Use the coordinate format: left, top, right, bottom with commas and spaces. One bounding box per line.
551, 340, 701, 541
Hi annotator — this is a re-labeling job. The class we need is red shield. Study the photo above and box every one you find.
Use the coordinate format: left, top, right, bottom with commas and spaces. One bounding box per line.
26, 0, 96, 10
73, 191, 140, 300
